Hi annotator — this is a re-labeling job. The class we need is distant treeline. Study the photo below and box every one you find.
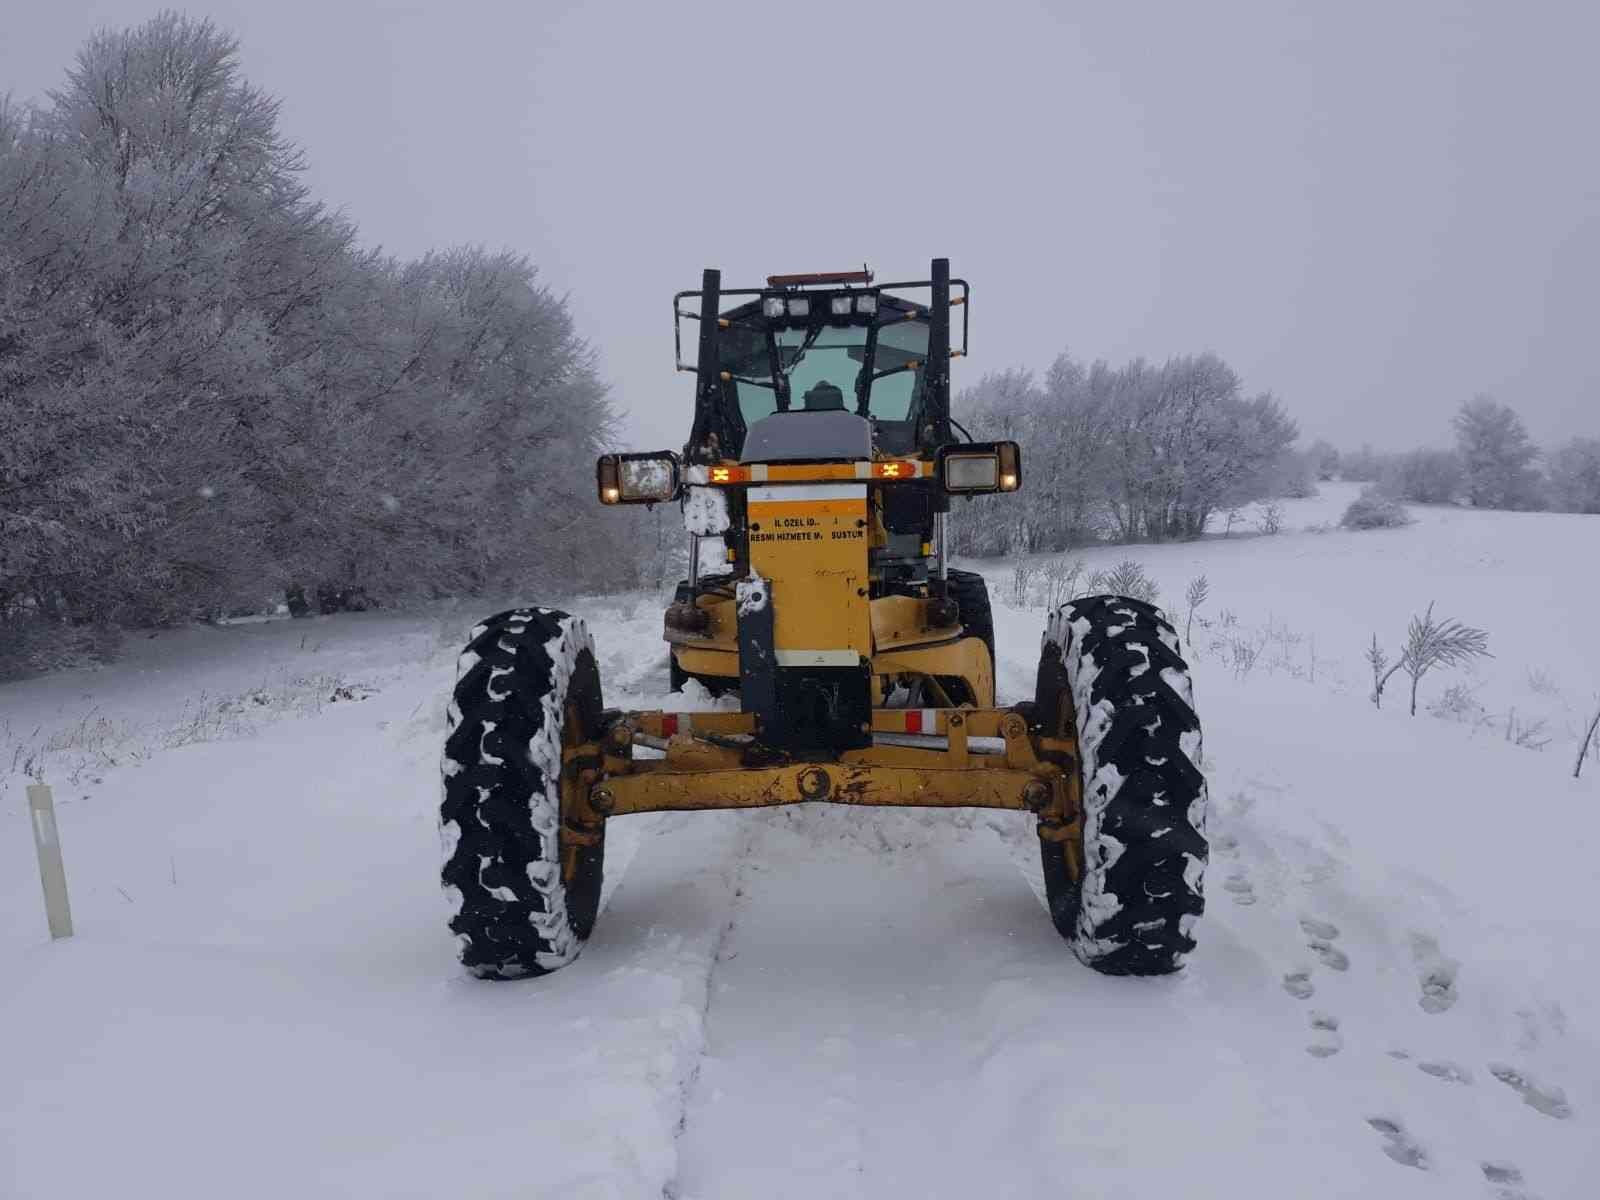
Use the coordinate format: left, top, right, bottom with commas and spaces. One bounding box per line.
947, 354, 1301, 556
1, 15, 624, 676
1322, 398, 1599, 513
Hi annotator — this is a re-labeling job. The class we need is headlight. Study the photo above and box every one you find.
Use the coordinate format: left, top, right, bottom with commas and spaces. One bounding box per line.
596, 452, 680, 505
944, 453, 998, 492
938, 442, 1022, 495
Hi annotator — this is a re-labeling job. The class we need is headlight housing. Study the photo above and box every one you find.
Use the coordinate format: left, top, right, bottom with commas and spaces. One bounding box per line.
596, 451, 681, 505
938, 441, 1021, 495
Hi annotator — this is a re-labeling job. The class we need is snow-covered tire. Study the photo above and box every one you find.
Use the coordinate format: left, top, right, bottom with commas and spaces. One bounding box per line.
440, 607, 605, 979
1034, 595, 1207, 975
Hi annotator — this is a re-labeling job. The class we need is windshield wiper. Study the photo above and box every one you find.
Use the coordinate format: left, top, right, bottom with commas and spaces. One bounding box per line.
777, 326, 823, 379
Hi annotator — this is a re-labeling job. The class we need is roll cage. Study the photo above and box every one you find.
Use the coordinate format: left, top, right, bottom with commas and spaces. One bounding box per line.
674, 260, 969, 462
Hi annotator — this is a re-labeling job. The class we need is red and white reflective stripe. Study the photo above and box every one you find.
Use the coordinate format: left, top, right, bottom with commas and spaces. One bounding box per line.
661, 713, 693, 736
902, 709, 939, 734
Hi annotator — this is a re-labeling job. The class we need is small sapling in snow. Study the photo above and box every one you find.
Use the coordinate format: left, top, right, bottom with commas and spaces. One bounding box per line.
1041, 558, 1086, 612
1503, 710, 1550, 751
1088, 560, 1159, 604
1577, 698, 1600, 780
1009, 561, 1036, 607
1367, 635, 1397, 709
1401, 603, 1491, 716
1184, 574, 1210, 646
1367, 603, 1490, 714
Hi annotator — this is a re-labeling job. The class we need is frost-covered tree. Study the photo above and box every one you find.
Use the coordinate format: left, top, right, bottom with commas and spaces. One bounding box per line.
1100, 354, 1297, 541
1453, 395, 1543, 510
1381, 448, 1463, 505
1307, 439, 1340, 481
950, 350, 1295, 553
1338, 443, 1389, 483
1546, 437, 1600, 514
1, 14, 617, 676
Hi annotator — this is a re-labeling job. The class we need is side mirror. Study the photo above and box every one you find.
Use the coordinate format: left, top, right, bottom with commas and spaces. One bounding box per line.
597, 451, 681, 505
938, 441, 1021, 495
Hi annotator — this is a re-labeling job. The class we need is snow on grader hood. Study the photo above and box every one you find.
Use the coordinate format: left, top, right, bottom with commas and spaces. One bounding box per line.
440, 259, 1209, 982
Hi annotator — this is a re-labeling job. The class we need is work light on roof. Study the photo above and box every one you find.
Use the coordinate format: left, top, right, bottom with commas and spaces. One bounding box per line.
762, 296, 784, 318
786, 297, 810, 318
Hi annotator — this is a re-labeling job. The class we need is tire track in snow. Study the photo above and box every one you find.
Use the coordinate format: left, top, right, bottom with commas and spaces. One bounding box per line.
662, 816, 765, 1200
663, 805, 1067, 1200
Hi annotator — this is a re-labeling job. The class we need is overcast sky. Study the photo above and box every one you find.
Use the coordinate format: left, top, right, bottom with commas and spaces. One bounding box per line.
5, 1, 1596, 451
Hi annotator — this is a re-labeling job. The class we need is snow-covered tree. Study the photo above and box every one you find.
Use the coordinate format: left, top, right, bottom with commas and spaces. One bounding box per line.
1453, 395, 1543, 510
1546, 436, 1600, 514
1, 14, 618, 675
950, 350, 1296, 552
1382, 448, 1464, 505
1307, 439, 1340, 481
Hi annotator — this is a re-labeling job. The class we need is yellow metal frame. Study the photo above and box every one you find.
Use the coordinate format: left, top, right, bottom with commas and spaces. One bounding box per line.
669, 592, 992, 705
618, 462, 1056, 887
559, 707, 1083, 885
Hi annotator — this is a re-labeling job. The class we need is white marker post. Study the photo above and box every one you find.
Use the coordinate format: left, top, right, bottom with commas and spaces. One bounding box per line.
27, 783, 74, 939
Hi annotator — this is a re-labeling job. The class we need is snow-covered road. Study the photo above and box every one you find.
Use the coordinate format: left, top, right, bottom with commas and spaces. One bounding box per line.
4, 488, 1598, 1197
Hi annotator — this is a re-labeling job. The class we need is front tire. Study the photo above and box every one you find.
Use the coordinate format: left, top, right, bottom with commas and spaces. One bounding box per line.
440, 607, 605, 979
1035, 595, 1208, 975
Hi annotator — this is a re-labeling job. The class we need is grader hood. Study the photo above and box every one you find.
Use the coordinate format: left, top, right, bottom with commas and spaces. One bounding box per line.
737, 482, 873, 750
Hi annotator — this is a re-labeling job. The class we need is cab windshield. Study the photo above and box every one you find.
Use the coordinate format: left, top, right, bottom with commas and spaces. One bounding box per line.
778, 326, 864, 412
720, 311, 930, 427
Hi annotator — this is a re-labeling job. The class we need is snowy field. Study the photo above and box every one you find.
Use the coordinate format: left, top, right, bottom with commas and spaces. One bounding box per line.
3, 483, 1597, 1199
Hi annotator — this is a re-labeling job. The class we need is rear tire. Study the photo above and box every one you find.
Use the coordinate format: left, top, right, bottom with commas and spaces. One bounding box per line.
1034, 595, 1207, 975
936, 569, 995, 706
946, 568, 995, 669
440, 607, 605, 979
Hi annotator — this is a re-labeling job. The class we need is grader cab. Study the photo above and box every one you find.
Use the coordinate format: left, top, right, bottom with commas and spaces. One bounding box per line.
439, 259, 1209, 981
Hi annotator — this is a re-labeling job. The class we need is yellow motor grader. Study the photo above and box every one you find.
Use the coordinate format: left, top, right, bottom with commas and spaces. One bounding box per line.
440, 259, 1208, 979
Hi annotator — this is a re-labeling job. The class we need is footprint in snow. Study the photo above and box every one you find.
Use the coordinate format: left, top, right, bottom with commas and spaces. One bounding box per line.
1409, 933, 1460, 1013
1366, 1117, 1428, 1169
1308, 938, 1349, 971
1417, 1059, 1473, 1085
1419, 965, 1458, 1013
1488, 1063, 1572, 1120
1297, 918, 1349, 971
1482, 1161, 1539, 1200
1282, 969, 1315, 1000
1299, 917, 1339, 940
1306, 1011, 1343, 1058
1223, 871, 1257, 906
